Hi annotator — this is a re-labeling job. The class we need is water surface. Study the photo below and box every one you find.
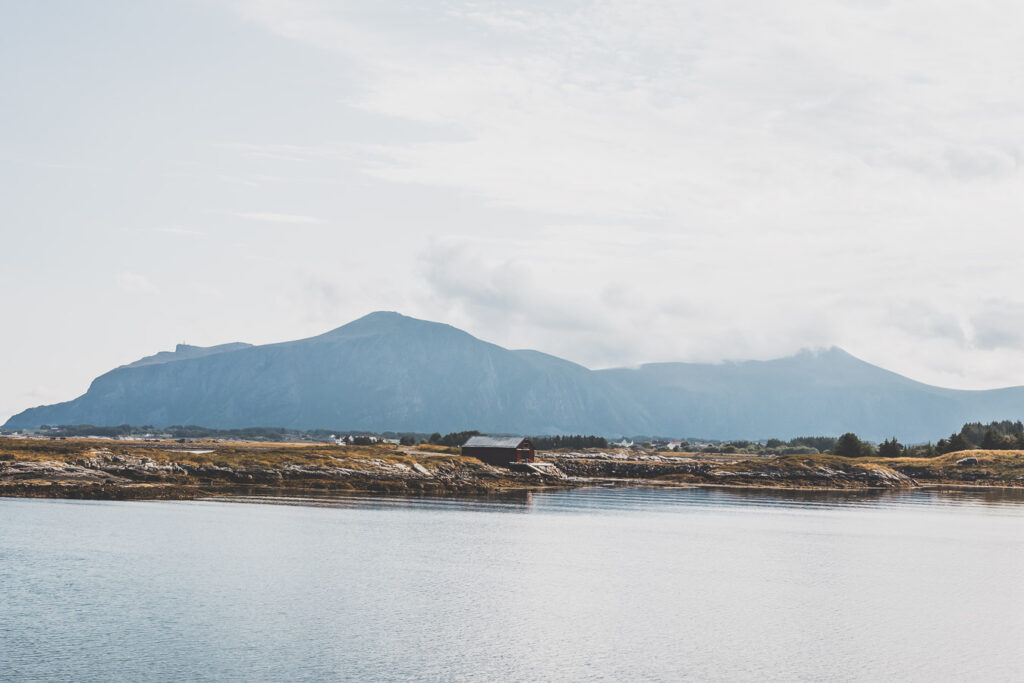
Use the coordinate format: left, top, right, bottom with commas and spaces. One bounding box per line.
3, 487, 1024, 681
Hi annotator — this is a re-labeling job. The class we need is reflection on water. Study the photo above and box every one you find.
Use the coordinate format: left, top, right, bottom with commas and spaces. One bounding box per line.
3, 487, 1024, 681
212, 484, 1024, 515
703, 484, 1024, 509
213, 487, 543, 512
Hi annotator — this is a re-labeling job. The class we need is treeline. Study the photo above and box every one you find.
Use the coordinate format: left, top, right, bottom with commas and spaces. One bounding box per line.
28, 421, 1024, 457
780, 420, 1024, 459
26, 424, 608, 449
165, 425, 337, 441
36, 424, 413, 443
39, 424, 141, 438
935, 420, 1024, 453
530, 434, 608, 449
426, 430, 481, 447
698, 436, 839, 456
692, 421, 1024, 458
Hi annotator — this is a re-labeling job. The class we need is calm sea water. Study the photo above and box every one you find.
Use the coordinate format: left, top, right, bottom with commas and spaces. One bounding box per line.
3, 487, 1024, 682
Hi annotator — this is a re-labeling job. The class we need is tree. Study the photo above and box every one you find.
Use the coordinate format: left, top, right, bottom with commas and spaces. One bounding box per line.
948, 433, 971, 452
907, 442, 937, 458
981, 429, 1009, 450
878, 437, 903, 458
530, 435, 608, 450
440, 430, 481, 447
834, 432, 871, 458
428, 432, 442, 445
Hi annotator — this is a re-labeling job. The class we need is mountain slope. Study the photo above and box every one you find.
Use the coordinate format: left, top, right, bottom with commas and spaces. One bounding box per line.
6, 313, 1024, 441
5, 312, 650, 435
597, 348, 1024, 441
121, 342, 253, 369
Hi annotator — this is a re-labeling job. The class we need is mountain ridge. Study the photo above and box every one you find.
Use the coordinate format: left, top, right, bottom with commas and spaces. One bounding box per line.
6, 312, 1024, 441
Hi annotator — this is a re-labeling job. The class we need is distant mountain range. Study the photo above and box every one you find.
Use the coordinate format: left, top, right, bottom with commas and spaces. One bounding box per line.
6, 311, 1024, 441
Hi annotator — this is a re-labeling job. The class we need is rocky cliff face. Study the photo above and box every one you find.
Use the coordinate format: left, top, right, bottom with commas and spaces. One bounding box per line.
6, 312, 1024, 441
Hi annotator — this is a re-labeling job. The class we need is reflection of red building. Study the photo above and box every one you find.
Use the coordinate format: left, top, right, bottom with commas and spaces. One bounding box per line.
461, 436, 535, 466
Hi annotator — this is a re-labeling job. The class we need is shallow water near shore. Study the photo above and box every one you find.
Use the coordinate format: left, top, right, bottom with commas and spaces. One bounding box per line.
3, 487, 1024, 681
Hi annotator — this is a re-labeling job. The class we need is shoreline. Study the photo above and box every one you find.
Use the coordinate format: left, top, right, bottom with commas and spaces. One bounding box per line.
8, 481, 1024, 505
3, 436, 1024, 502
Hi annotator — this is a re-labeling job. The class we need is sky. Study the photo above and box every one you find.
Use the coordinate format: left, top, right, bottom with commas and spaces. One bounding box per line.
3, 0, 1024, 422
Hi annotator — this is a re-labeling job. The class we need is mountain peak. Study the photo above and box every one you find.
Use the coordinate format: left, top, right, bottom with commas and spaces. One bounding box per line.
318, 311, 464, 339
791, 346, 856, 362
356, 310, 408, 323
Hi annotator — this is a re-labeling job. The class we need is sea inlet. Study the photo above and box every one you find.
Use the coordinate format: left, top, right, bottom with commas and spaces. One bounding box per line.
3, 487, 1024, 681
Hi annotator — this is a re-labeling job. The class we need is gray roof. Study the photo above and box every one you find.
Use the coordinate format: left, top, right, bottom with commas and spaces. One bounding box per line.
462, 435, 528, 448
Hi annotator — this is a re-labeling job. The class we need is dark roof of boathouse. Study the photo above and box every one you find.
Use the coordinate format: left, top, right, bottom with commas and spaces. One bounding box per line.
462, 436, 529, 449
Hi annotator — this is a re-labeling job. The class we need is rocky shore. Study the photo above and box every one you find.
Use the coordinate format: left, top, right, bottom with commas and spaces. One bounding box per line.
0, 451, 562, 500
2, 437, 1024, 501
548, 455, 917, 488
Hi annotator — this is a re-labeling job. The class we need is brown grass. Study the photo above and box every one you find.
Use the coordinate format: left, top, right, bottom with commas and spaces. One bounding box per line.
0, 437, 466, 471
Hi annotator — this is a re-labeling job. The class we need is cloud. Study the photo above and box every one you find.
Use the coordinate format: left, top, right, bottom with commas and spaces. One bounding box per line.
969, 302, 1024, 351
884, 302, 968, 347
231, 0, 1024, 226
154, 226, 205, 236
414, 233, 842, 368
231, 212, 324, 224
215, 142, 355, 162
116, 272, 160, 295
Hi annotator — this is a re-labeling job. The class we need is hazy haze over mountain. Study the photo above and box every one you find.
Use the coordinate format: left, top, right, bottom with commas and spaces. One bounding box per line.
7, 313, 1024, 442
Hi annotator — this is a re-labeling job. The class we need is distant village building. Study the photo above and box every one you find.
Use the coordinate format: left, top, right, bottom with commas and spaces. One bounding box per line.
332, 434, 382, 445
461, 436, 535, 466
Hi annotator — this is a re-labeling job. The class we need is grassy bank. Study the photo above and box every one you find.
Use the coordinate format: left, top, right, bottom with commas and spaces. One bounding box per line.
3, 437, 1023, 501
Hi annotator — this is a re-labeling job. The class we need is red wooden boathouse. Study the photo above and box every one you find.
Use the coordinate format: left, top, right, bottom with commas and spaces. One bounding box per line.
461, 436, 535, 467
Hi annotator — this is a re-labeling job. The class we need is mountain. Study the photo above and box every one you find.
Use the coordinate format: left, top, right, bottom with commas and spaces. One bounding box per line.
120, 342, 254, 369
598, 348, 1024, 441
6, 312, 1024, 441
4, 312, 649, 436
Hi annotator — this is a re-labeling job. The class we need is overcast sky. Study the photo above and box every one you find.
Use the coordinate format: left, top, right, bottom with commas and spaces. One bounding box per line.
3, 0, 1024, 422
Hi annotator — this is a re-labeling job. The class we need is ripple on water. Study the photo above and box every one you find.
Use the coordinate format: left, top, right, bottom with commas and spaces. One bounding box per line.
3, 488, 1024, 681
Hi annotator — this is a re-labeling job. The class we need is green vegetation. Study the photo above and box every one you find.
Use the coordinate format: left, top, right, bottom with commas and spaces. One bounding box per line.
877, 437, 904, 458
686, 421, 1024, 459
530, 435, 608, 449
938, 421, 1024, 453
834, 432, 876, 458
428, 430, 481, 447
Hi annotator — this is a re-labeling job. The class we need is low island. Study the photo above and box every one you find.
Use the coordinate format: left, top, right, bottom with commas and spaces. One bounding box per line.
2, 435, 1023, 501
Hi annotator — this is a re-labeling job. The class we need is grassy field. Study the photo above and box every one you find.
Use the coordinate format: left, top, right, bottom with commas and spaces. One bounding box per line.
717, 450, 1024, 485
885, 449, 1024, 481
0, 437, 464, 471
